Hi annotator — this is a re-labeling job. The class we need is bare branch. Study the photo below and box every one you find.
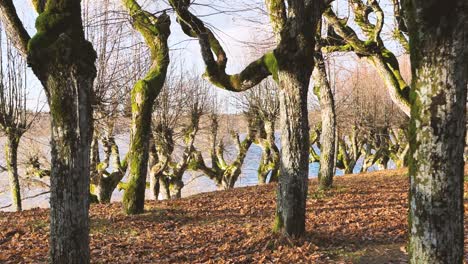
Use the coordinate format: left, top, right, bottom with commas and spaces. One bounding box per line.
0, 0, 30, 56
169, 0, 277, 92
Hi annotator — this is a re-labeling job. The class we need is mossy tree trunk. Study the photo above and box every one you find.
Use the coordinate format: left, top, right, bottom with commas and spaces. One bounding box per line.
389, 127, 409, 168
170, 0, 322, 237
270, 1, 323, 238
275, 70, 312, 236
121, 0, 171, 215
404, 0, 467, 262
96, 136, 128, 203
0, 0, 99, 262
313, 47, 336, 190
336, 127, 363, 174
189, 129, 254, 191
5, 134, 21, 211
256, 121, 280, 184
148, 139, 163, 200
323, 1, 411, 116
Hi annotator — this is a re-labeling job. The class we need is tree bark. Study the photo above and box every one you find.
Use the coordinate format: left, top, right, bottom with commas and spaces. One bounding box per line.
121, 2, 171, 215
313, 51, 336, 190
148, 141, 161, 200
405, 0, 467, 262
28, 2, 96, 263
268, 0, 320, 238
170, 0, 321, 238
0, 2, 96, 261
47, 70, 94, 264
5, 134, 21, 212
274, 70, 312, 236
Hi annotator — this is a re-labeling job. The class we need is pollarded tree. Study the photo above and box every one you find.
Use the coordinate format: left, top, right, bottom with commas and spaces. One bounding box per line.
90, 125, 128, 203
0, 27, 36, 212
148, 73, 208, 199
121, 0, 171, 215
150, 70, 188, 195
189, 110, 255, 190
169, 0, 326, 237
84, 0, 140, 204
388, 127, 408, 168
335, 125, 365, 174
335, 62, 407, 172
240, 79, 280, 184
322, 0, 411, 116
0, 0, 97, 262
313, 24, 337, 189
403, 0, 467, 262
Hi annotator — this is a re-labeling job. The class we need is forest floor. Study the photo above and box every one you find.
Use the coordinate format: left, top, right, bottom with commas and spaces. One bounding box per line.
1, 168, 468, 263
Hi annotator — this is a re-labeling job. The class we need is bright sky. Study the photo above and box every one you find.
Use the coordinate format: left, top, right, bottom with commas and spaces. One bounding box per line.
9, 0, 405, 113
11, 0, 271, 112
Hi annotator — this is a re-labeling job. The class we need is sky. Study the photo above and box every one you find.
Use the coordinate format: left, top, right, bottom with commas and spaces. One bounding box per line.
10, 0, 272, 112
8, 0, 405, 113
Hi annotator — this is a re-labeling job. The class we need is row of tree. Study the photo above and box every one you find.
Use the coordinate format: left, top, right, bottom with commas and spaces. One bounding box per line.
0, 0, 466, 263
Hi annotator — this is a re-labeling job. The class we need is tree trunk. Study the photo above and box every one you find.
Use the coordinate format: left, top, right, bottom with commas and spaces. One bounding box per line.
313, 51, 336, 190
123, 94, 154, 214
406, 0, 467, 262
257, 152, 269, 185
121, 6, 170, 214
271, 0, 320, 237
95, 181, 113, 204
160, 177, 171, 200
5, 134, 21, 211
220, 173, 237, 190
46, 71, 94, 264
274, 71, 312, 237
28, 9, 96, 264
170, 181, 183, 199
96, 174, 121, 204
148, 142, 160, 200
0, 1, 96, 262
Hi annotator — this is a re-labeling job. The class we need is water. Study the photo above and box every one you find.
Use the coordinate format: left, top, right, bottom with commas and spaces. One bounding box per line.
0, 133, 389, 211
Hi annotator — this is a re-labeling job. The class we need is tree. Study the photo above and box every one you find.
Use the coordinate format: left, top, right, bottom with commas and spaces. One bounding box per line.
335, 125, 364, 174
149, 73, 207, 199
323, 0, 411, 116
189, 109, 255, 190
313, 27, 337, 189
388, 127, 409, 168
121, 0, 171, 215
169, 0, 325, 237
330, 62, 407, 173
0, 0, 97, 262
90, 126, 128, 203
403, 0, 467, 262
240, 79, 280, 184
84, 0, 138, 204
0, 27, 35, 212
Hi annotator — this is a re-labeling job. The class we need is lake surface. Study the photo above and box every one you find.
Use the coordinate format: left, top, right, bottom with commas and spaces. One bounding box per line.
0, 133, 386, 212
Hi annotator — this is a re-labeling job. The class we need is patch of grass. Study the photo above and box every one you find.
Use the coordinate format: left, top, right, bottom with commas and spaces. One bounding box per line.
333, 185, 348, 193
28, 219, 48, 232
309, 189, 334, 200
323, 247, 366, 262
90, 218, 137, 236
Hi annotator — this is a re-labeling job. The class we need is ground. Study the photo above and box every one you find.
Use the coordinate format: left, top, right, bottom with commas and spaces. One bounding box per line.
0, 169, 467, 263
